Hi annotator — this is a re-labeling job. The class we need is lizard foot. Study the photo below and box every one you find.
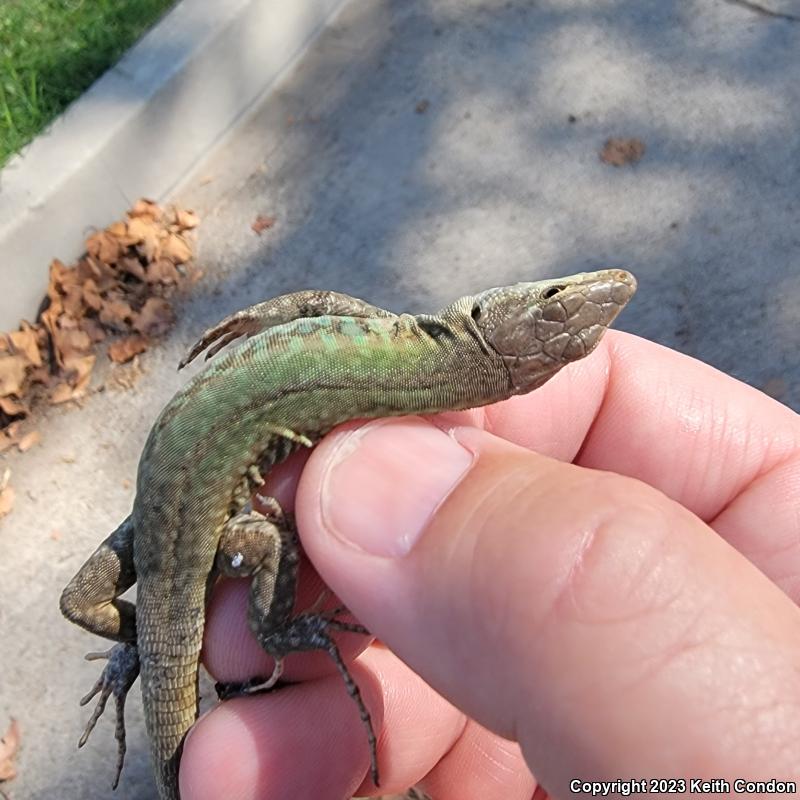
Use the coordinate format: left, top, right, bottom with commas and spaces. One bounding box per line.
259, 612, 379, 786
178, 314, 258, 368
214, 668, 283, 701
78, 642, 140, 789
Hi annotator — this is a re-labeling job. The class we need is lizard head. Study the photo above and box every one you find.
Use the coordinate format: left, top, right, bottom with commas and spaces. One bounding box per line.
470, 268, 637, 393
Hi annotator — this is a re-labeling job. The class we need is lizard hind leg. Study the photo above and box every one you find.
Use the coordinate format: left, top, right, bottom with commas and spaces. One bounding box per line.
214, 504, 300, 696
59, 516, 140, 788
214, 503, 380, 786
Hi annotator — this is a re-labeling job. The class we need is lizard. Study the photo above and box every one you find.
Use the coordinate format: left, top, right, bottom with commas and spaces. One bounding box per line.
60, 268, 637, 800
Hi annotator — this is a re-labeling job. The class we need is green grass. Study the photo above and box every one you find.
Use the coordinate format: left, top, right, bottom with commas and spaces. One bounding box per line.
0, 0, 175, 168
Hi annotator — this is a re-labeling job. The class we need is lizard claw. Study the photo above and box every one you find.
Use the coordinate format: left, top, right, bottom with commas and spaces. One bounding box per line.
216, 656, 286, 700
78, 643, 140, 789
178, 314, 261, 369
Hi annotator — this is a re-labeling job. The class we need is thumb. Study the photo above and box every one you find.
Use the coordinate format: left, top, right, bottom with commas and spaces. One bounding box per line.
296, 417, 800, 792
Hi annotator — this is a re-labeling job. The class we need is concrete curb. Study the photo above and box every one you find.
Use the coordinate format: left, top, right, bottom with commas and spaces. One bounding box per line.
0, 0, 347, 330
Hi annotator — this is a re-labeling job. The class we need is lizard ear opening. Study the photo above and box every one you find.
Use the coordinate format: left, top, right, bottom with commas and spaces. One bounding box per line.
470, 302, 482, 322
541, 284, 566, 299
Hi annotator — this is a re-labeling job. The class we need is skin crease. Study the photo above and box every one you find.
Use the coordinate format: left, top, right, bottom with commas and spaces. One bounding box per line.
181, 331, 800, 800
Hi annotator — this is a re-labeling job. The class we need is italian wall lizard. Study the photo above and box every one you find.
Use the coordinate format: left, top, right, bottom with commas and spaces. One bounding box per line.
60, 269, 636, 799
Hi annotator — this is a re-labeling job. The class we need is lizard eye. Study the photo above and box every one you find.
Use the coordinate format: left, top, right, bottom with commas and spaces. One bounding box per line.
470, 303, 482, 322
542, 284, 566, 300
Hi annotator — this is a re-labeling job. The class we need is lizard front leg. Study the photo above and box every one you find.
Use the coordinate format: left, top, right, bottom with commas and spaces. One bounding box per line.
59, 516, 140, 788
214, 499, 380, 785
179, 289, 398, 367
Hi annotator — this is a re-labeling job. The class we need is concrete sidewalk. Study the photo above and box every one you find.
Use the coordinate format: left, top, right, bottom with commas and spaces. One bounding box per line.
2, 1, 798, 797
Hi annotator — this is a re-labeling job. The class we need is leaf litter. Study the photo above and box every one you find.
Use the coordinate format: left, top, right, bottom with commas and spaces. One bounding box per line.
0, 199, 201, 517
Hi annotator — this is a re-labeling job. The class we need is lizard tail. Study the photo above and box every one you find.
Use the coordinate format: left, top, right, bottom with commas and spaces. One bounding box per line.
137, 581, 204, 800
154, 757, 181, 800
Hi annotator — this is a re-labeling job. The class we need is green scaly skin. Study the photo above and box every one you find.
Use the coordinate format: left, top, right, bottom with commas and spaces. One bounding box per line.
60, 269, 636, 799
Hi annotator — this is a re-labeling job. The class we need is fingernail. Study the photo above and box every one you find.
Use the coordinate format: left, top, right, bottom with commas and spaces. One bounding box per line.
320, 418, 473, 557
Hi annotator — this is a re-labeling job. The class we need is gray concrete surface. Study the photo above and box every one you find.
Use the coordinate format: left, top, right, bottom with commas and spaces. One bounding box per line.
0, 0, 347, 331
1, 0, 799, 798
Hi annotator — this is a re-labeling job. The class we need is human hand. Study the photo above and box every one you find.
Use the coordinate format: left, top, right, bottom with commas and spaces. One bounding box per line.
180, 331, 800, 799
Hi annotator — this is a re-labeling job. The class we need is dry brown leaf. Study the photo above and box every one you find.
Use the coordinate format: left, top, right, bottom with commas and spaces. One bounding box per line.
58, 313, 79, 330
108, 335, 149, 364
83, 256, 117, 292
0, 355, 28, 397
50, 258, 79, 291
64, 354, 96, 394
175, 209, 200, 230
0, 396, 26, 416
0, 470, 13, 519
129, 198, 163, 220
0, 487, 14, 518
79, 317, 107, 343
106, 221, 128, 238
128, 216, 163, 263
106, 219, 142, 247
82, 279, 103, 312
162, 233, 192, 263
126, 215, 158, 244
51, 326, 92, 362
49, 382, 76, 404
17, 430, 40, 452
99, 298, 134, 330
0, 423, 22, 451
40, 305, 59, 350
50, 355, 95, 403
0, 718, 19, 780
600, 137, 645, 167
26, 366, 52, 387
8, 324, 41, 367
146, 259, 179, 285
86, 230, 122, 263
251, 215, 276, 235
138, 231, 162, 262
61, 283, 85, 317
118, 256, 147, 281
133, 298, 174, 337
75, 257, 94, 285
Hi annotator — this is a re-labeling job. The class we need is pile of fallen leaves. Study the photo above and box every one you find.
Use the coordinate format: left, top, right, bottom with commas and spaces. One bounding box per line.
0, 199, 199, 511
